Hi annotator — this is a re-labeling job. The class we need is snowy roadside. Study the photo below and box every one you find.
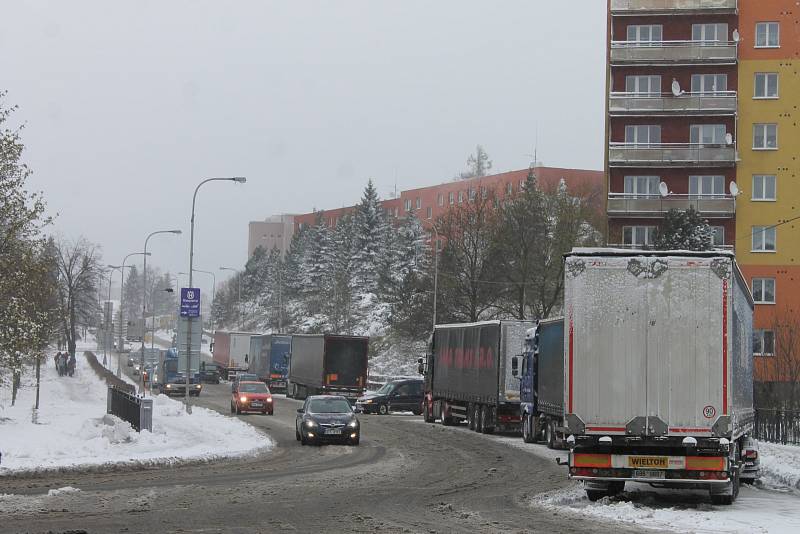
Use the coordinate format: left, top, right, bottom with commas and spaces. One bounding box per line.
0, 351, 272, 476
530, 442, 800, 534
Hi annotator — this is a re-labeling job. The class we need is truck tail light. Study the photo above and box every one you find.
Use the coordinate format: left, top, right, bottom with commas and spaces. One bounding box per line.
744, 450, 758, 460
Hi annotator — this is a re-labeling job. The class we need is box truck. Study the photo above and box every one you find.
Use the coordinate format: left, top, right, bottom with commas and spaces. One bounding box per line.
561, 249, 755, 504
212, 331, 260, 380
249, 334, 291, 392
419, 320, 533, 433
287, 334, 368, 401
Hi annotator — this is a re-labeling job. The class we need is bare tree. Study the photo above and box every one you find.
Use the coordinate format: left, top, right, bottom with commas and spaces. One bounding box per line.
458, 145, 492, 180
763, 315, 800, 410
54, 237, 103, 356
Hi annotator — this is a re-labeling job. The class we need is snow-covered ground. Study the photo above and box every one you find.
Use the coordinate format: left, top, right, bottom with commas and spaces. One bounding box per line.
0, 345, 272, 475
532, 441, 800, 534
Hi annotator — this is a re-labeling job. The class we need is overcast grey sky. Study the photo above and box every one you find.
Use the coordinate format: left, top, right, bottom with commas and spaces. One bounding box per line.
2, 0, 607, 296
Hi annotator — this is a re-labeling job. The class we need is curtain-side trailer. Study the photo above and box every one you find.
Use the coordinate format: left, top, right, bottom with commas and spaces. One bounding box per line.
286, 334, 369, 401
420, 320, 533, 433
249, 334, 291, 392
562, 249, 755, 504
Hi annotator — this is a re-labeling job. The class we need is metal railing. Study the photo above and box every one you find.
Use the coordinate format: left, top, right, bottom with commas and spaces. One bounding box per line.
609, 91, 737, 115
107, 386, 153, 432
609, 142, 736, 167
611, 0, 737, 14
606, 243, 734, 251
607, 193, 736, 216
754, 409, 800, 445
610, 40, 737, 65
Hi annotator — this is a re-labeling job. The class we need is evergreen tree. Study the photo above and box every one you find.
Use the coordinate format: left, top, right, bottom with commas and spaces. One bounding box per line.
328, 214, 357, 333
653, 207, 714, 251
352, 180, 388, 295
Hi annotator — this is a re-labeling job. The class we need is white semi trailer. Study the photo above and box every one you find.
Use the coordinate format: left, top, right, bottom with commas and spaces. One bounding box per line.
561, 249, 755, 504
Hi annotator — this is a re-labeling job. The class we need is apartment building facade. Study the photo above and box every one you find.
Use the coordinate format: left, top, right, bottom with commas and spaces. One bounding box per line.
606, 0, 800, 403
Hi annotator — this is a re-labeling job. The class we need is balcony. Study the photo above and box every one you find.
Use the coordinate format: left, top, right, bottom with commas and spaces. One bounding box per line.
607, 193, 736, 217
608, 143, 736, 167
611, 0, 738, 15
610, 41, 737, 66
609, 92, 737, 116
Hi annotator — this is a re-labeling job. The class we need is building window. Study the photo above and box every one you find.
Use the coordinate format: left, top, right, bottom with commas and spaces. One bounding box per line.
437, 193, 444, 207
625, 75, 661, 94
622, 226, 656, 247
691, 74, 727, 94
519, 179, 526, 191
415, 197, 421, 210
469, 188, 476, 201
692, 23, 728, 43
480, 186, 487, 199
690, 124, 726, 145
755, 22, 780, 48
712, 226, 725, 247
449, 192, 455, 205
754, 329, 775, 356
753, 124, 778, 150
426, 207, 432, 219
754, 73, 779, 99
404, 199, 412, 212
753, 175, 776, 201
625, 125, 661, 145
627, 24, 662, 42
689, 175, 724, 197
752, 278, 776, 304
458, 191, 464, 204
752, 226, 776, 252
506, 182, 513, 195
623, 176, 660, 197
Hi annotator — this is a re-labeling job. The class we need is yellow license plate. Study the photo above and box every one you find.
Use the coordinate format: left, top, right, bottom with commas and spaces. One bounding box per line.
628, 456, 669, 469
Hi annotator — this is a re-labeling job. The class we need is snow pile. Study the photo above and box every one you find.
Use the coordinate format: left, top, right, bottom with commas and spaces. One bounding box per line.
47, 487, 80, 496
759, 442, 800, 491
0, 354, 272, 475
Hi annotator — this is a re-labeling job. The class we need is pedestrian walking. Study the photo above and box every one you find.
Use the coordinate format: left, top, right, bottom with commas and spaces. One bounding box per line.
67, 353, 76, 377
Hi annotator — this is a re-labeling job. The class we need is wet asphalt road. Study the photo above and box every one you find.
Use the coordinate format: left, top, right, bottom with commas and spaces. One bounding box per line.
0, 367, 654, 534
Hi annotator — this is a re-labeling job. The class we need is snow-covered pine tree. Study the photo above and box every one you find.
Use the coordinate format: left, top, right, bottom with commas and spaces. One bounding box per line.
328, 214, 358, 333
299, 213, 334, 317
653, 207, 714, 251
352, 180, 388, 296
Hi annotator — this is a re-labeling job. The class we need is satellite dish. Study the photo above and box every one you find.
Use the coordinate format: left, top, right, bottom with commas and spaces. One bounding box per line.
725, 133, 733, 145
658, 182, 669, 198
671, 79, 685, 97
733, 29, 740, 43
730, 182, 740, 196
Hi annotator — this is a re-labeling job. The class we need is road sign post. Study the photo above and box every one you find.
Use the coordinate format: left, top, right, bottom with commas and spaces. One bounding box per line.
181, 288, 200, 413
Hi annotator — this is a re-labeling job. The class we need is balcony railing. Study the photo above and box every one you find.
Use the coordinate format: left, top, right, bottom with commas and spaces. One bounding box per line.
609, 91, 737, 115
606, 243, 734, 251
611, 0, 738, 15
607, 193, 736, 217
610, 40, 737, 65
609, 143, 736, 167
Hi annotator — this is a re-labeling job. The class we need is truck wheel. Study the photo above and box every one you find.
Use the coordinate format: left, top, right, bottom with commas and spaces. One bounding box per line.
608, 482, 625, 496
467, 404, 475, 430
472, 404, 482, 432
546, 421, 556, 449
441, 403, 454, 426
480, 405, 494, 434
522, 414, 535, 443
378, 404, 389, 416
586, 490, 606, 502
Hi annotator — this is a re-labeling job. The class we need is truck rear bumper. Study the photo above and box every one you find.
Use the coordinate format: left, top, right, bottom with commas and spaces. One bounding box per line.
572, 475, 729, 484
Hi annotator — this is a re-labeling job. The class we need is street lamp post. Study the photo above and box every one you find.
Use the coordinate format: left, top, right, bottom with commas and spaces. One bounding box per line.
141, 229, 182, 395
104, 265, 123, 368
186, 177, 246, 409
118, 252, 149, 377
431, 224, 440, 329
219, 267, 242, 331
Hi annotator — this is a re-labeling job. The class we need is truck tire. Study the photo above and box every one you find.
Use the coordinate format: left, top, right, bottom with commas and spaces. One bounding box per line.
480, 405, 494, 434
546, 420, 556, 449
586, 490, 606, 502
712, 445, 740, 505
441, 402, 454, 426
467, 404, 475, 430
522, 413, 535, 443
608, 481, 625, 496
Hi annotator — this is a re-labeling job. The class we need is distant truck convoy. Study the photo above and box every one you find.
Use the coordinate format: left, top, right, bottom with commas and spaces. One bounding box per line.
286, 334, 369, 401
561, 249, 755, 504
515, 318, 565, 448
212, 331, 260, 379
248, 334, 291, 392
419, 320, 533, 433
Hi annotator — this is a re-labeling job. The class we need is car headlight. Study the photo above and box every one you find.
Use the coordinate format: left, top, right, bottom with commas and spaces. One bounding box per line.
363, 399, 373, 404
194, 384, 201, 389
166, 384, 172, 389
240, 396, 247, 402
266, 398, 273, 403
305, 420, 317, 428
348, 420, 358, 428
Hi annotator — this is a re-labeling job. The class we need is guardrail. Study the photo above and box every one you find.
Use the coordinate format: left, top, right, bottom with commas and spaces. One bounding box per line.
754, 409, 800, 445
107, 386, 153, 432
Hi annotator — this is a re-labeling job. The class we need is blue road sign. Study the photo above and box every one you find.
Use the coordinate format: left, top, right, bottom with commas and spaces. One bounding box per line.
180, 287, 201, 317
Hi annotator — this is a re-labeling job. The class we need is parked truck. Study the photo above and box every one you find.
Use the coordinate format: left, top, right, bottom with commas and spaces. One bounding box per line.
248, 334, 291, 392
514, 318, 565, 448
561, 249, 755, 504
212, 331, 260, 380
286, 334, 369, 401
419, 320, 534, 433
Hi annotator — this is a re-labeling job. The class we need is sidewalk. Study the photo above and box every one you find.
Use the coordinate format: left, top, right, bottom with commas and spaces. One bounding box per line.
0, 349, 271, 475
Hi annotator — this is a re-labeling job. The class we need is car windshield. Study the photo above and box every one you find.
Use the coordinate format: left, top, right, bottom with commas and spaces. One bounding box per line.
375, 383, 394, 395
308, 398, 352, 414
237, 374, 257, 381
239, 383, 269, 393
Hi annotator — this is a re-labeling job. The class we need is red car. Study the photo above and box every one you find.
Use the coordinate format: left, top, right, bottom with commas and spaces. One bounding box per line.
231, 381, 274, 415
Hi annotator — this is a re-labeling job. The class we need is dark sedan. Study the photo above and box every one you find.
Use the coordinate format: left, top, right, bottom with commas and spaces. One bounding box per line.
295, 395, 360, 446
